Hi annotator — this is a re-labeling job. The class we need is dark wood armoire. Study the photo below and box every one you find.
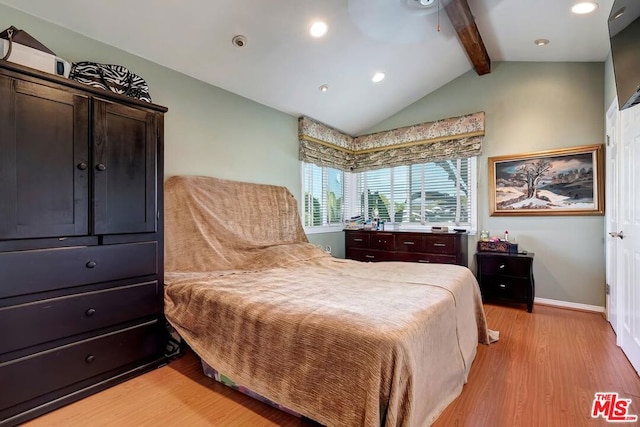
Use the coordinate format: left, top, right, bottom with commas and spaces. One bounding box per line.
0, 60, 167, 426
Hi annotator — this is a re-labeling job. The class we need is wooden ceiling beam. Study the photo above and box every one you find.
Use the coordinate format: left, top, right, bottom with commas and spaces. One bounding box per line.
444, 0, 491, 75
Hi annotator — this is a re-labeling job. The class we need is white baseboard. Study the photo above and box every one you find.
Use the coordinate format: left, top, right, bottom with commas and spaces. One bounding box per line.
534, 297, 605, 313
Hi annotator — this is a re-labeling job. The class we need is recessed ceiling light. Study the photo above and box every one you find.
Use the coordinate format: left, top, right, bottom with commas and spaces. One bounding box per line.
231, 35, 247, 48
571, 2, 598, 14
319, 84, 329, 92
534, 39, 550, 46
372, 72, 386, 83
610, 6, 626, 21
310, 21, 328, 38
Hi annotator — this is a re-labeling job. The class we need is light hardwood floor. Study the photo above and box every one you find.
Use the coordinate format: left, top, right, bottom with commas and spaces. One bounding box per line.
25, 304, 640, 427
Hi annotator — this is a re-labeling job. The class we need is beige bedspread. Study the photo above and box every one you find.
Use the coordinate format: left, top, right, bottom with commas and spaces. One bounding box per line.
164, 176, 490, 427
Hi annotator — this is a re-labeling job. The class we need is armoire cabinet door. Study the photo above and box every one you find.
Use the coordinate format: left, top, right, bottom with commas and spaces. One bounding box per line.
92, 99, 157, 235
0, 76, 89, 239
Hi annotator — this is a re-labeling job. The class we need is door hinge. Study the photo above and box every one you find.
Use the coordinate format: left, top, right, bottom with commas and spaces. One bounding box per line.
606, 283, 610, 295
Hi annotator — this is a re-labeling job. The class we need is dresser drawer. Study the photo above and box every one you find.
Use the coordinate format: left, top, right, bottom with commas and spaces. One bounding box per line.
370, 233, 396, 251
0, 320, 161, 411
395, 234, 424, 252
346, 248, 395, 262
0, 242, 158, 299
0, 281, 160, 356
345, 232, 370, 248
478, 255, 531, 277
402, 253, 458, 264
423, 235, 456, 254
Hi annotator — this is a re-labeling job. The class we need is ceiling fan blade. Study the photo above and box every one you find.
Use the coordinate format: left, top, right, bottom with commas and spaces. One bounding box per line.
347, 0, 445, 43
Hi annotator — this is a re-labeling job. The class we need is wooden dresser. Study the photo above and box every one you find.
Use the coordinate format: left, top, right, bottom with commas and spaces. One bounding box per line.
0, 61, 167, 425
344, 230, 468, 266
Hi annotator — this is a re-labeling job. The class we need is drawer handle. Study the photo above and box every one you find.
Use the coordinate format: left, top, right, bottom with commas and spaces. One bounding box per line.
96, 163, 107, 171
403, 241, 415, 245
77, 162, 88, 170
85, 355, 96, 364
85, 308, 96, 317
433, 243, 446, 247
499, 283, 507, 288
365, 255, 375, 259
86, 261, 97, 269
353, 238, 363, 242
499, 264, 506, 269
378, 240, 386, 243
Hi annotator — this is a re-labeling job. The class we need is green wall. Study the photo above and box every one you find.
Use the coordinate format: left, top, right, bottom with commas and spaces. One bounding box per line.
367, 62, 606, 307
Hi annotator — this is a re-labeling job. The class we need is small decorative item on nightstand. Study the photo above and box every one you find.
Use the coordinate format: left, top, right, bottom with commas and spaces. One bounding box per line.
477, 240, 519, 254
476, 251, 535, 312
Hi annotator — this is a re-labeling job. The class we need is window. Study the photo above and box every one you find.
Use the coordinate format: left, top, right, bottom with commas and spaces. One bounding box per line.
302, 163, 346, 230
354, 158, 476, 229
302, 158, 476, 232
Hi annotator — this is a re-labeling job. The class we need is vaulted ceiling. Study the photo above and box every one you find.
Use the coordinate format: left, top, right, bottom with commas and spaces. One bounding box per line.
0, 0, 614, 134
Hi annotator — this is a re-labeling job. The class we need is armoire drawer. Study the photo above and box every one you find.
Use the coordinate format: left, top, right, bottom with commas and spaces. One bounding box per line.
0, 281, 160, 356
0, 320, 161, 412
0, 242, 158, 299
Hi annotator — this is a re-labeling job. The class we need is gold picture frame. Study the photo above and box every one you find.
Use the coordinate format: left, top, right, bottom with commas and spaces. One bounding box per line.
489, 144, 604, 216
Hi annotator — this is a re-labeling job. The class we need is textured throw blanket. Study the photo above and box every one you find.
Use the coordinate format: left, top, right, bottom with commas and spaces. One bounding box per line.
164, 176, 490, 427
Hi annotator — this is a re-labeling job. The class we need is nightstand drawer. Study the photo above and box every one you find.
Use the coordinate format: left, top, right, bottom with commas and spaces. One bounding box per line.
480, 275, 530, 302
0, 320, 161, 411
0, 281, 160, 356
0, 242, 158, 298
423, 235, 456, 254
345, 232, 370, 248
478, 255, 531, 277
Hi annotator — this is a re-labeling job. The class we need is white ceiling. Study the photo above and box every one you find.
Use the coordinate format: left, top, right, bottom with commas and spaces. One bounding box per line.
0, 0, 614, 135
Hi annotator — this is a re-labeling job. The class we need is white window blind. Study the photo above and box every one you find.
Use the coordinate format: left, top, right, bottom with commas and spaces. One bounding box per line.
354, 159, 475, 227
302, 163, 345, 228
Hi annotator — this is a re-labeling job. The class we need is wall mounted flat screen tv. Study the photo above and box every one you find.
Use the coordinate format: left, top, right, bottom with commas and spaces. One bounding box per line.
609, 0, 640, 110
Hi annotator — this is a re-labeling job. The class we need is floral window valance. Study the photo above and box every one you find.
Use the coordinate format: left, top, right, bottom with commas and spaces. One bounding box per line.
299, 112, 485, 172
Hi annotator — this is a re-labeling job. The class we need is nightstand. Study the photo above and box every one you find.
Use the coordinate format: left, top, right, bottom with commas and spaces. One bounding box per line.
476, 252, 535, 312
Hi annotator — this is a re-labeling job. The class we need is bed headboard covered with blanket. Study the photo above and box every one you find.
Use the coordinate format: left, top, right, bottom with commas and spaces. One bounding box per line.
164, 175, 327, 272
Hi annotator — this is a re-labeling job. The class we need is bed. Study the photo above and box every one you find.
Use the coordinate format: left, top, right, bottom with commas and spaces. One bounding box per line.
163, 175, 493, 427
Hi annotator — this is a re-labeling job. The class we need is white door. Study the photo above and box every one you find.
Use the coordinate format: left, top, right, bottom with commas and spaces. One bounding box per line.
618, 103, 640, 374
605, 100, 619, 337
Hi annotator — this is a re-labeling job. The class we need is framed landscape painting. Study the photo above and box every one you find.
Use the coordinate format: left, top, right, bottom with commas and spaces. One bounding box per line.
489, 144, 604, 216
